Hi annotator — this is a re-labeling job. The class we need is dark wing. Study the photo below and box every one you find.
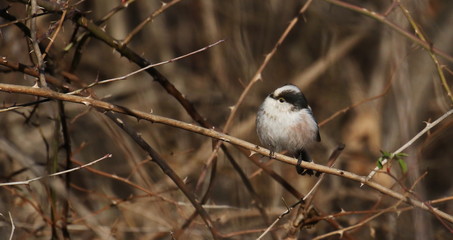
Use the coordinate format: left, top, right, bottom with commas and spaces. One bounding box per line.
315, 129, 321, 142
308, 105, 321, 142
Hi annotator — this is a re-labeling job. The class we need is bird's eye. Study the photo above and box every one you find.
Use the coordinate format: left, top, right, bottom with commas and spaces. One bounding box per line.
278, 98, 285, 103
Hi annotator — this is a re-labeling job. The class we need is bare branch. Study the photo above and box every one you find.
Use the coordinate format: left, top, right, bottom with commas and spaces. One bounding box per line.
29, 0, 47, 88
8, 212, 14, 240
121, 0, 183, 46
322, 0, 453, 63
68, 39, 224, 95
364, 109, 453, 184
397, 1, 453, 103
0, 154, 112, 187
1, 83, 451, 224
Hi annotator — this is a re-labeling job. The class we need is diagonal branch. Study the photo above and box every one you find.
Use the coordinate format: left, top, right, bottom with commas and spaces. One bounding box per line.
322, 0, 453, 63
0, 154, 112, 187
1, 83, 452, 224
121, 0, 183, 46
29, 0, 47, 88
364, 109, 453, 184
104, 111, 219, 239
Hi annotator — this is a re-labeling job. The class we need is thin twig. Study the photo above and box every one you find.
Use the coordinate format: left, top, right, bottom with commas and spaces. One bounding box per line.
322, 0, 453, 63
0, 12, 49, 28
319, 75, 393, 127
194, 1, 315, 228
305, 195, 453, 225
104, 112, 220, 239
222, 0, 314, 134
304, 144, 345, 204
223, 148, 278, 240
70, 159, 178, 207
0, 83, 452, 224
122, 0, 182, 46
256, 198, 291, 240
58, 100, 72, 239
364, 109, 453, 184
29, 0, 47, 88
397, 1, 453, 103
314, 168, 429, 239
42, 5, 68, 60
67, 40, 225, 95
0, 154, 112, 187
258, 144, 345, 240
0, 99, 50, 113
8, 212, 14, 240
74, 13, 216, 129
97, 0, 136, 24
0, 57, 75, 92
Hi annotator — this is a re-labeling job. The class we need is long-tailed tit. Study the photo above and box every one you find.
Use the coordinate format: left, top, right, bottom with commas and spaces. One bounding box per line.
256, 84, 321, 175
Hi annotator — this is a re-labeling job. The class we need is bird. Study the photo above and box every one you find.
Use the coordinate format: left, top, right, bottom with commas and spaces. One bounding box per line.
256, 84, 321, 175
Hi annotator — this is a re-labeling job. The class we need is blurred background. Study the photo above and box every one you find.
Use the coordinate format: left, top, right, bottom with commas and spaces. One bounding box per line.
0, 0, 452, 239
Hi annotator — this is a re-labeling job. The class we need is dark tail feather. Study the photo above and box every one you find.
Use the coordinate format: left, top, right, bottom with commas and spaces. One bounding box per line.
296, 149, 314, 176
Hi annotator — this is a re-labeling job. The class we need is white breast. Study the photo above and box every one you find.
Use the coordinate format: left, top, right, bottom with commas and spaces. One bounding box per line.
256, 97, 318, 155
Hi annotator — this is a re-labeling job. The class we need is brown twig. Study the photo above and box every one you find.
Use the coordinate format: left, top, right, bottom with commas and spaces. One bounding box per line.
305, 195, 453, 226
121, 0, 183, 46
104, 111, 220, 239
68, 39, 225, 95
0, 11, 49, 28
74, 14, 212, 128
0, 57, 75, 92
313, 170, 429, 239
223, 147, 278, 240
396, 1, 453, 103
319, 74, 393, 127
193, 1, 315, 230
260, 144, 348, 240
7, 212, 14, 240
97, 0, 136, 24
58, 101, 72, 240
41, 5, 68, 61
364, 109, 453, 184
29, 0, 47, 88
222, 0, 314, 134
0, 154, 111, 187
322, 0, 453, 63
12, 0, 63, 12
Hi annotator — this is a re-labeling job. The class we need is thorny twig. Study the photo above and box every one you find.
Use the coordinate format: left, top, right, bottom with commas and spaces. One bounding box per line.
322, 0, 453, 63
364, 109, 453, 184
67, 40, 225, 95
396, 1, 453, 104
0, 154, 112, 187
1, 83, 452, 224
258, 144, 346, 240
29, 0, 47, 88
121, 0, 183, 46
314, 171, 429, 239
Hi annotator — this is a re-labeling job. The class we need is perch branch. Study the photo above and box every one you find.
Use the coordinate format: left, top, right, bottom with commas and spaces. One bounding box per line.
1, 83, 452, 224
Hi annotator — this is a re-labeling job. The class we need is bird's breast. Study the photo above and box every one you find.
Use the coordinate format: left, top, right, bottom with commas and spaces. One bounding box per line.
257, 108, 318, 153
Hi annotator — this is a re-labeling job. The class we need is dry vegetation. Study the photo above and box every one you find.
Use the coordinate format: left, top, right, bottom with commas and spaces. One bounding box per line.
0, 0, 452, 239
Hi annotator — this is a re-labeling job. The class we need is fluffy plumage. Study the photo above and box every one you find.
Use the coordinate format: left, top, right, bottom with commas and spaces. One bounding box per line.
256, 84, 320, 175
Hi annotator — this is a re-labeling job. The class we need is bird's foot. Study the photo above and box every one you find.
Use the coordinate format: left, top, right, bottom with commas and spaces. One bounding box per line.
268, 150, 275, 159
296, 158, 315, 176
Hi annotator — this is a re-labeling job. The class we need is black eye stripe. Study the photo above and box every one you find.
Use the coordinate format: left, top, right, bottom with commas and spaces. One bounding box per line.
274, 90, 308, 109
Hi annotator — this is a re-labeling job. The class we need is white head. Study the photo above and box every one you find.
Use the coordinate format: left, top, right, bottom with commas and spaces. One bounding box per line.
263, 84, 310, 114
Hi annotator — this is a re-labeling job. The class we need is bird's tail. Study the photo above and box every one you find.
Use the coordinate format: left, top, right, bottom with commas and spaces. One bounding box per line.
296, 149, 314, 176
